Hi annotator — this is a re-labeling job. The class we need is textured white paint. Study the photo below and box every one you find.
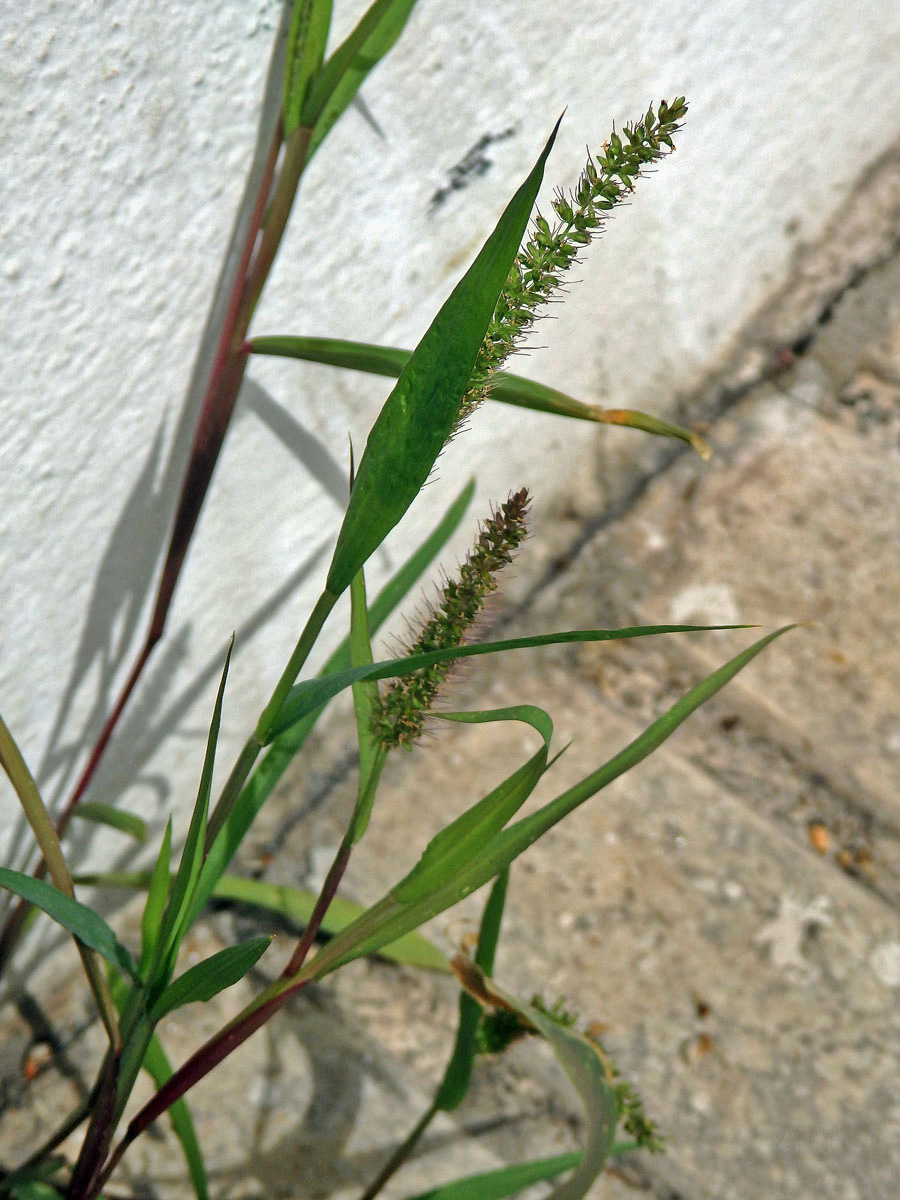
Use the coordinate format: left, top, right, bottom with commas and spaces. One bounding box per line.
3, 2, 900, 858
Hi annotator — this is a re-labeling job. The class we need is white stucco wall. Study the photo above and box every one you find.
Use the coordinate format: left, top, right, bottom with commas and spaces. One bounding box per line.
3, 1, 900, 860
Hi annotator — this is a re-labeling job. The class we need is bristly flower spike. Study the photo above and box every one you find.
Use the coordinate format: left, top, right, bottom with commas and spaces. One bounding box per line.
374, 489, 531, 749
458, 97, 688, 423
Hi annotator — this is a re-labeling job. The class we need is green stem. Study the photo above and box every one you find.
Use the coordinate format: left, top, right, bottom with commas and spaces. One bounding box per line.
282, 834, 352, 976
205, 588, 338, 851
357, 1102, 440, 1200
65, 1051, 119, 1200
255, 588, 339, 742
240, 124, 312, 326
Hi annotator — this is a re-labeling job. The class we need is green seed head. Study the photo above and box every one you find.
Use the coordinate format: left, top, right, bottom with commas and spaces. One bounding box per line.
373, 489, 531, 749
457, 98, 687, 425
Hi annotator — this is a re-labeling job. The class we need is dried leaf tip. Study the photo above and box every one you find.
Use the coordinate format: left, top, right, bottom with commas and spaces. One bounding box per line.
374, 489, 531, 749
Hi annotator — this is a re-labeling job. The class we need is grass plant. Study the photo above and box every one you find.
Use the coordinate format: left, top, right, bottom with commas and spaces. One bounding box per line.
0, 4, 790, 1197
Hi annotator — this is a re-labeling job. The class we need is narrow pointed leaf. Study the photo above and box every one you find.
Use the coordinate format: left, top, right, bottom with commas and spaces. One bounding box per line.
156, 641, 232, 979
302, 0, 420, 158
0, 713, 73, 893
476, 627, 797, 882
283, 0, 333, 136
402, 1152, 583, 1200
187, 481, 473, 924
452, 959, 618, 1200
0, 868, 138, 978
141, 819, 172, 976
72, 802, 148, 843
0, 715, 123, 1040
249, 335, 710, 454
149, 936, 273, 1021
269, 624, 743, 740
325, 119, 561, 596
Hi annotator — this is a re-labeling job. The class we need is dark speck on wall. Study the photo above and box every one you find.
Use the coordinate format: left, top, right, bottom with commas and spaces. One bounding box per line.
429, 127, 516, 214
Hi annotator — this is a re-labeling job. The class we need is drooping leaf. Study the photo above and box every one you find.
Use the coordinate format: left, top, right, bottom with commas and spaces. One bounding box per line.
72, 801, 148, 844
249, 335, 710, 455
392, 707, 552, 903
149, 936, 273, 1021
302, 0, 420, 159
269, 624, 743, 739
283, 0, 333, 136
401, 1152, 583, 1200
324, 118, 561, 597
0, 868, 138, 978
186, 481, 474, 926
451, 958, 618, 1200
112, 631, 788, 1160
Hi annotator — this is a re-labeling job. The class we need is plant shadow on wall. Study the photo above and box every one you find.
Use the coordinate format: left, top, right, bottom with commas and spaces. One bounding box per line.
0, 2, 793, 1199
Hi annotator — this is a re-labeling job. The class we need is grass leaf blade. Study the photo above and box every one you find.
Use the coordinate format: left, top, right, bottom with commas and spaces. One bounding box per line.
283, 0, 333, 136
392, 706, 552, 903
401, 1153, 583, 1200
269, 625, 745, 739
325, 119, 560, 597
0, 714, 74, 894
297, 628, 792, 978
141, 819, 172, 977
451, 959, 617, 1200
155, 640, 233, 979
78, 871, 449, 972
302, 0, 419, 157
249, 335, 709, 454
149, 936, 273, 1021
0, 717, 127, 1036
71, 802, 148, 844
0, 868, 138, 978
